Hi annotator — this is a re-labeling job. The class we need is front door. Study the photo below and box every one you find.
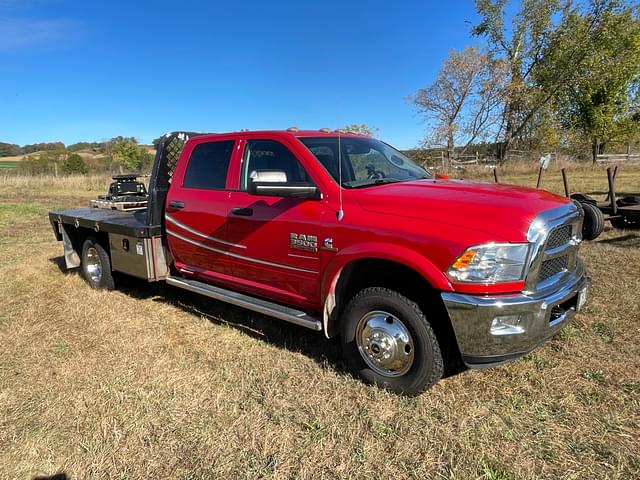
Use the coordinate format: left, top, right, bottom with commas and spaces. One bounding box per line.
225, 138, 324, 309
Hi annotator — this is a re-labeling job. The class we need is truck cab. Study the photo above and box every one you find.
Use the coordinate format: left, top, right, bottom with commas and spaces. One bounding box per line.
49, 130, 590, 395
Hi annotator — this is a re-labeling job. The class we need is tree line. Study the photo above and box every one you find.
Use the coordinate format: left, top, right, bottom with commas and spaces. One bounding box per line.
7, 137, 155, 175
0, 141, 65, 157
410, 0, 640, 168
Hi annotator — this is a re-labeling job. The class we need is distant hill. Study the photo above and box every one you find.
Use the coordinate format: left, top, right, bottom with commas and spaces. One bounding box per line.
0, 138, 155, 158
0, 142, 65, 157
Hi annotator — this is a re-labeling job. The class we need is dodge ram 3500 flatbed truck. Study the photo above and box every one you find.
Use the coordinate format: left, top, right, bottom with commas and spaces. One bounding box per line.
49, 130, 590, 395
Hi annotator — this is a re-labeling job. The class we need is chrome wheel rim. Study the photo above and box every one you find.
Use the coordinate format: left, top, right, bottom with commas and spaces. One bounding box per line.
85, 247, 102, 283
356, 310, 415, 377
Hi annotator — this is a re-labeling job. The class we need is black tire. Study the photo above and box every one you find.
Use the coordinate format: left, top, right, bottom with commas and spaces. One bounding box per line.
340, 287, 443, 395
580, 202, 604, 240
570, 193, 596, 205
610, 215, 640, 229
81, 237, 115, 290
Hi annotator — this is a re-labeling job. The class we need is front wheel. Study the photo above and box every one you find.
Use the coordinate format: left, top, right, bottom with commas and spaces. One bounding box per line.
340, 287, 443, 395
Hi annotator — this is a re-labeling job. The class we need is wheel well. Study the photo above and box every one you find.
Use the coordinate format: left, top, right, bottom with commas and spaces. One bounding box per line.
336, 259, 432, 312
64, 226, 110, 261
330, 258, 462, 372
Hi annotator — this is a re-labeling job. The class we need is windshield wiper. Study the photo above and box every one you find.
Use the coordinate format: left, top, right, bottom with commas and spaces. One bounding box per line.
349, 178, 403, 189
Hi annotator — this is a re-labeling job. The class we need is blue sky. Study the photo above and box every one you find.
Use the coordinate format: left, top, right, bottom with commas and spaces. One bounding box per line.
0, 0, 481, 149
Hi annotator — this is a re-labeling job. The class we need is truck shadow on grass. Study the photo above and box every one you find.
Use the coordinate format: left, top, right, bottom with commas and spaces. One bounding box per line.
595, 232, 640, 248
32, 474, 68, 480
49, 256, 345, 372
50, 256, 465, 381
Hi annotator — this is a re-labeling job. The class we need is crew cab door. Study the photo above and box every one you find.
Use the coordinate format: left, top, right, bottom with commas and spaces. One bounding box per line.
225, 137, 324, 308
165, 137, 238, 278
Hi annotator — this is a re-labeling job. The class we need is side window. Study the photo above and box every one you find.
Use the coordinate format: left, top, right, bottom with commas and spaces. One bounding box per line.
183, 140, 235, 190
240, 139, 311, 191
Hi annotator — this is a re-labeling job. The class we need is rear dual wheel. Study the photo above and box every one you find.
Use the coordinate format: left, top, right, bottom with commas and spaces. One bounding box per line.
81, 237, 115, 290
340, 287, 444, 395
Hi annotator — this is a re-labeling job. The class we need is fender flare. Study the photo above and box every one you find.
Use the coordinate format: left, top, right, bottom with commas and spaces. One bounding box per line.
320, 242, 453, 337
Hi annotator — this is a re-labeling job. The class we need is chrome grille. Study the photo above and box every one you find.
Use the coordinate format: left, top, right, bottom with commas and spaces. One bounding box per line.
546, 225, 571, 250
539, 255, 568, 281
525, 203, 583, 293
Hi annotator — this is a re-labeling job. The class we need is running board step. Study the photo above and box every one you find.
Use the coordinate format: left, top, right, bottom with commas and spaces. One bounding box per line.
166, 276, 322, 331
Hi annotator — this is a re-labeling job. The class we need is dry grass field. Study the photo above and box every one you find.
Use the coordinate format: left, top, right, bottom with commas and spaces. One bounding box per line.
0, 165, 639, 479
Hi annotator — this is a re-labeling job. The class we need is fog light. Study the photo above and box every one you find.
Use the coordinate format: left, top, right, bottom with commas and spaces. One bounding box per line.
490, 315, 526, 335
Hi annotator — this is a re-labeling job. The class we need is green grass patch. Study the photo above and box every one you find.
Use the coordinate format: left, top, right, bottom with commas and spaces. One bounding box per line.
0, 160, 18, 169
0, 202, 49, 227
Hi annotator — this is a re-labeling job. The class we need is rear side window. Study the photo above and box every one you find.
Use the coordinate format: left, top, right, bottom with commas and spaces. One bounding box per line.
183, 140, 235, 189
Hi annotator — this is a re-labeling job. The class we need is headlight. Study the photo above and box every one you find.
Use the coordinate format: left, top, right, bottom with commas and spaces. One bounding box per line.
447, 243, 530, 283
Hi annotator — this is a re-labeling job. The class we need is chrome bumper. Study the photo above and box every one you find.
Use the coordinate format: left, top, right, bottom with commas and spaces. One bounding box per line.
441, 261, 590, 368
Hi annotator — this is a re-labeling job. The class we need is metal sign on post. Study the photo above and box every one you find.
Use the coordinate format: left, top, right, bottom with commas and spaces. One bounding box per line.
540, 154, 552, 170
536, 154, 552, 188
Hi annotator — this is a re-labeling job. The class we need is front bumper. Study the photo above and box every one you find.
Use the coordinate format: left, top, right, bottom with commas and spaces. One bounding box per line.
441, 261, 590, 368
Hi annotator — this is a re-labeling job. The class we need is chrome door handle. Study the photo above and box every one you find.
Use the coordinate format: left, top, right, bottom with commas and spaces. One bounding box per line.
231, 207, 253, 216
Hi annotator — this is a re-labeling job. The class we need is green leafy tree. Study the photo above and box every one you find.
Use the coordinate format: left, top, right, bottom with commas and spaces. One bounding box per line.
110, 138, 155, 173
137, 150, 155, 172
62, 153, 88, 174
16, 152, 60, 175
110, 139, 142, 172
472, 0, 624, 160
540, 4, 640, 161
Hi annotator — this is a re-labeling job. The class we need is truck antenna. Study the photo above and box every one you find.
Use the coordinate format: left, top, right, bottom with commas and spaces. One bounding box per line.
337, 132, 344, 221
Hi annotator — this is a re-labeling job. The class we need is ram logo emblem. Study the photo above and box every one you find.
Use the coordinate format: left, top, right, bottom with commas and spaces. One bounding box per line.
289, 233, 318, 252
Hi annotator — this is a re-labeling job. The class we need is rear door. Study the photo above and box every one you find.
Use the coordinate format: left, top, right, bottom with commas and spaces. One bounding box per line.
165, 137, 239, 279
225, 137, 324, 308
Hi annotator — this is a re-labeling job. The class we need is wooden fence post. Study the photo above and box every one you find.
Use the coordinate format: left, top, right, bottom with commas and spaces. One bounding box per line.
536, 166, 544, 189
561, 168, 569, 197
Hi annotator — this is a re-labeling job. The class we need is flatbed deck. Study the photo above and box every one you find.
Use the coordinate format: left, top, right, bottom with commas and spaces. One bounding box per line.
49, 207, 161, 238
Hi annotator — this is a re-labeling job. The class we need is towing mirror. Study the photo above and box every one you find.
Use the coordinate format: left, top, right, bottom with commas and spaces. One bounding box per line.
248, 170, 320, 199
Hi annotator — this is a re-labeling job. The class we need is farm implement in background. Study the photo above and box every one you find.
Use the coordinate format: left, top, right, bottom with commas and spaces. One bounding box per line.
562, 166, 640, 240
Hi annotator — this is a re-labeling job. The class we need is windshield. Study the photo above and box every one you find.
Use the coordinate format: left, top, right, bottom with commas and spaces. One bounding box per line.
299, 136, 431, 188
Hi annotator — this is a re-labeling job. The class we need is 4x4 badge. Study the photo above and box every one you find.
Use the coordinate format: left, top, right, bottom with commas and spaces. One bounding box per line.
321, 237, 338, 252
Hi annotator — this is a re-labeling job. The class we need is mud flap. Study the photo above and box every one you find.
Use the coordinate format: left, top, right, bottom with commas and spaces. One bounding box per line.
62, 226, 81, 269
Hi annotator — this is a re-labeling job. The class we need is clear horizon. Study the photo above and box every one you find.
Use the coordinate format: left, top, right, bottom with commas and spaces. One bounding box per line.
0, 1, 480, 150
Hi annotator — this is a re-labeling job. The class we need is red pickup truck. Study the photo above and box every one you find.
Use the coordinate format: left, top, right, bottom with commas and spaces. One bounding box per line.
49, 130, 590, 395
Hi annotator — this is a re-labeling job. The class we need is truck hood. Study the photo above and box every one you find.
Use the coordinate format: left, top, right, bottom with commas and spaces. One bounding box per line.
352, 179, 571, 242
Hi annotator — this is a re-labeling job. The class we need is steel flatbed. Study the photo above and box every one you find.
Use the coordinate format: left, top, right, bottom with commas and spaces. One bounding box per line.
48, 207, 161, 239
